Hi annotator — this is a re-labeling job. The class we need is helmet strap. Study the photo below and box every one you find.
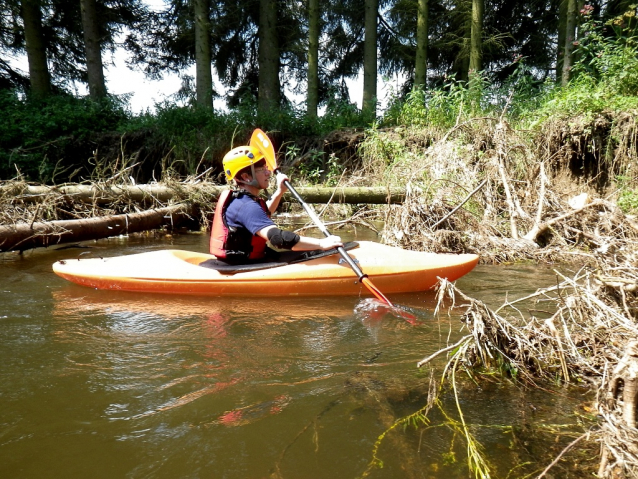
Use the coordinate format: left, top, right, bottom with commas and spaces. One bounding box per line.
236, 164, 260, 188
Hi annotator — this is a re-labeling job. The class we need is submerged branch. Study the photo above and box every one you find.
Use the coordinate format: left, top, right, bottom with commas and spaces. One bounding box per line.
416, 247, 638, 477
536, 432, 589, 479
417, 335, 471, 368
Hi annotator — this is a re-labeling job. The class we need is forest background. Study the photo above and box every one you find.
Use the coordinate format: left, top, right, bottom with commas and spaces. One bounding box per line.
1, 0, 637, 199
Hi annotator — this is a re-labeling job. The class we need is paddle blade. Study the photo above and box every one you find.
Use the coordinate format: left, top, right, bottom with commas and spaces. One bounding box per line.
250, 129, 277, 171
361, 277, 418, 322
361, 277, 393, 306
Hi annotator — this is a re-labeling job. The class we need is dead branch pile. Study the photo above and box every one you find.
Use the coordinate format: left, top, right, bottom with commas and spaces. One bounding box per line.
0, 174, 407, 252
419, 244, 638, 477
349, 114, 638, 477
379, 116, 638, 264
0, 175, 220, 252
0, 179, 200, 225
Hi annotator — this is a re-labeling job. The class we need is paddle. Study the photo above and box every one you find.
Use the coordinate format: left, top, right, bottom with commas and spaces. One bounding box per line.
249, 129, 396, 307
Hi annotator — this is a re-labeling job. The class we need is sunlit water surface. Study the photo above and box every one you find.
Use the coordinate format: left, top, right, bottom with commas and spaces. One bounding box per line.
1, 230, 591, 478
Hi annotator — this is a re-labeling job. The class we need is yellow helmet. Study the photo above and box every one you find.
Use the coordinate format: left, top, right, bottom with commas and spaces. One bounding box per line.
222, 145, 264, 181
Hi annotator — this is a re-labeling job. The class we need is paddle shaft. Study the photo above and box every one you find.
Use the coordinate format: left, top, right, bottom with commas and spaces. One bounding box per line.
280, 177, 367, 282
252, 129, 395, 308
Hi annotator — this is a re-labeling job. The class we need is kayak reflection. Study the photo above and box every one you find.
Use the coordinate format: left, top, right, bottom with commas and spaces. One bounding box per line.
51, 286, 438, 322
51, 289, 359, 322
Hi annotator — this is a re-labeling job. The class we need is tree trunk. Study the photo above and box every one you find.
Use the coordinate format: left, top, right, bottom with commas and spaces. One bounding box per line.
362, 0, 378, 117
8, 184, 225, 204
194, 0, 213, 108
307, 0, 319, 118
0, 205, 191, 252
469, 0, 483, 74
8, 184, 406, 205
287, 186, 405, 204
452, 0, 470, 82
258, 0, 280, 113
414, 0, 428, 88
557, 0, 567, 82
21, 0, 50, 97
80, 0, 107, 99
561, 0, 577, 86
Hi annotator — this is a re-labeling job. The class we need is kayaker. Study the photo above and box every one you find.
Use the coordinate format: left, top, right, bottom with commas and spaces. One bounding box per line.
210, 145, 343, 263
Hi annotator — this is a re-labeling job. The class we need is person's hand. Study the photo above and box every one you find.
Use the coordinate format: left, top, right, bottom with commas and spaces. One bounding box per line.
318, 235, 343, 250
275, 172, 289, 192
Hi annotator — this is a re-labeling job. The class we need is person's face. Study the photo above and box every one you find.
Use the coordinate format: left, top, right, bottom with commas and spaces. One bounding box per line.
252, 164, 271, 189
240, 163, 271, 189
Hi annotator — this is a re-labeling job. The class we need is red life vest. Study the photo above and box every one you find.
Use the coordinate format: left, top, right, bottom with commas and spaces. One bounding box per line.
209, 189, 270, 261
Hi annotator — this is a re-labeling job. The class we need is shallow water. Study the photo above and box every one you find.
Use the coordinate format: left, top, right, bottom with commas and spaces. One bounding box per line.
0, 230, 590, 478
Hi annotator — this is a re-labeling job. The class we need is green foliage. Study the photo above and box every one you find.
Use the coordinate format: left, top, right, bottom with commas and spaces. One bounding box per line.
360, 400, 431, 478
359, 126, 408, 176
573, 8, 638, 96
0, 86, 375, 183
528, 7, 638, 126
384, 11, 638, 131
288, 144, 342, 186
383, 72, 494, 129
497, 58, 555, 119
0, 91, 130, 181
617, 176, 638, 213
130, 101, 235, 174
130, 94, 370, 177
321, 90, 370, 131
619, 190, 638, 213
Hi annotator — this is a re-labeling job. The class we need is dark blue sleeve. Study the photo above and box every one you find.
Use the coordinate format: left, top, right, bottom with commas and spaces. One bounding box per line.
226, 196, 275, 235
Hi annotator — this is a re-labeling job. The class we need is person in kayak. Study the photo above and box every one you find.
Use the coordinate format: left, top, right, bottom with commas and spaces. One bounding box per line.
210, 145, 343, 263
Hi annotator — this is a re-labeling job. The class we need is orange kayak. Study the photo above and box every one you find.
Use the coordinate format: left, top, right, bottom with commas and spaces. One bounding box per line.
52, 241, 478, 296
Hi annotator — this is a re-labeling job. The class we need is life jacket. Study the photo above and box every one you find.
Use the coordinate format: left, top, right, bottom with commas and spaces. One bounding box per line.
209, 189, 270, 262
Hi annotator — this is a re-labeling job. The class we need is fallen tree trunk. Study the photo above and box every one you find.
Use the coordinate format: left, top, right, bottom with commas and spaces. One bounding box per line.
4, 184, 406, 205
5, 184, 223, 205
286, 186, 405, 204
0, 205, 191, 253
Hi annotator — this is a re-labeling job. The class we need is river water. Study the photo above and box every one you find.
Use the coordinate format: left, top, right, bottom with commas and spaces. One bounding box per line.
1, 229, 591, 478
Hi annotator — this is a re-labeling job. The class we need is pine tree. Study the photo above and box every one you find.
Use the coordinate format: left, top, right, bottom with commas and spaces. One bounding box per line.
21, 0, 50, 96
80, 0, 107, 98
362, 0, 378, 116
307, 0, 319, 117
469, 0, 483, 73
194, 0, 213, 108
414, 0, 428, 88
258, 0, 280, 112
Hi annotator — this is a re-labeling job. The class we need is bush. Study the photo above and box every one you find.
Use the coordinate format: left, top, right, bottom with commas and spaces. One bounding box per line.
0, 87, 375, 183
528, 7, 638, 126
383, 72, 495, 129
573, 7, 638, 96
0, 91, 130, 181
